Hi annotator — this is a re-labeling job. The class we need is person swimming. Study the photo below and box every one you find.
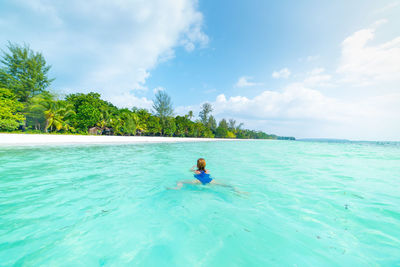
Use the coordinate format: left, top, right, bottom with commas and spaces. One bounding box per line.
168, 158, 246, 194
192, 158, 213, 184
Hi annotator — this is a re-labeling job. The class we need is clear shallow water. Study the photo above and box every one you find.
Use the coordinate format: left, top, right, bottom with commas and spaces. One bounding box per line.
1, 140, 400, 266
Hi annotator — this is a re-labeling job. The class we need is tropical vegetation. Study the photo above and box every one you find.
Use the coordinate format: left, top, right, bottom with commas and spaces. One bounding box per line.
0, 42, 295, 140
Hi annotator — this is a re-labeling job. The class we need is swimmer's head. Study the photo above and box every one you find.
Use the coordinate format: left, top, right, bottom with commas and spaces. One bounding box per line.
197, 158, 206, 171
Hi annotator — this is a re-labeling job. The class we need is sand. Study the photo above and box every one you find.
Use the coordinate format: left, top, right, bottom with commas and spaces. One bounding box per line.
0, 133, 236, 146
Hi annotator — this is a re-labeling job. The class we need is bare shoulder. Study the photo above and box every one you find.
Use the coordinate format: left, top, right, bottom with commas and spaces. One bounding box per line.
205, 169, 210, 174
194, 170, 201, 174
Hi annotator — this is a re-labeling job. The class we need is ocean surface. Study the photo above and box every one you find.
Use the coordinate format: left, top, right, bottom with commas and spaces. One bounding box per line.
1, 140, 399, 266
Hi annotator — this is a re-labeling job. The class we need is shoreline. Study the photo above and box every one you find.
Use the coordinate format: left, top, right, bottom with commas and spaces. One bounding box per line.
0, 133, 246, 146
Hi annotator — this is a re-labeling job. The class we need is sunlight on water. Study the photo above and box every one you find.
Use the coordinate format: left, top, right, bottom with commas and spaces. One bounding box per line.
1, 141, 400, 266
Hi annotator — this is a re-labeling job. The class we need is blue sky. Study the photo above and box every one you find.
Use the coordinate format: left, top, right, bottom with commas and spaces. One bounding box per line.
1, 0, 399, 140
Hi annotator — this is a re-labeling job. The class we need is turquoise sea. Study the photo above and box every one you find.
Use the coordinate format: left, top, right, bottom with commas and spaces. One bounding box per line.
1, 140, 400, 266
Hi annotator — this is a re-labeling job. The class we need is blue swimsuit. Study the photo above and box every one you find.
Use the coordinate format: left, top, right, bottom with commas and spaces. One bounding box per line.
194, 171, 213, 184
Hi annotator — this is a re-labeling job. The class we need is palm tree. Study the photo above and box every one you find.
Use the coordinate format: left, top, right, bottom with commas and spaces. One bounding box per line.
109, 116, 123, 135
43, 101, 75, 132
25, 92, 53, 130
134, 109, 149, 135
187, 110, 194, 121
236, 122, 244, 131
118, 110, 136, 136
97, 106, 110, 132
29, 95, 75, 132
131, 112, 143, 135
228, 119, 236, 131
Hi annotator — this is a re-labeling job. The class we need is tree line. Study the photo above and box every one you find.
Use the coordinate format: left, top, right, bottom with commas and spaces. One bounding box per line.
0, 42, 294, 140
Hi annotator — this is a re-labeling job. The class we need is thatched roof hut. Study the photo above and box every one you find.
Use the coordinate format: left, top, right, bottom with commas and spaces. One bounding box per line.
88, 127, 101, 135
103, 127, 113, 135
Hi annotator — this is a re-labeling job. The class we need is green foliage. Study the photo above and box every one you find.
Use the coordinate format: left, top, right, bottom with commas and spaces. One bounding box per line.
25, 91, 53, 131
133, 108, 151, 135
175, 115, 193, 137
208, 115, 217, 132
152, 91, 175, 136
0, 42, 54, 102
28, 92, 75, 132
236, 122, 244, 131
163, 117, 176, 136
146, 116, 161, 135
96, 105, 111, 130
153, 90, 173, 118
0, 88, 25, 131
109, 116, 122, 135
218, 119, 228, 130
215, 126, 228, 138
228, 119, 236, 131
187, 111, 194, 121
203, 128, 214, 138
199, 102, 213, 125
191, 121, 214, 138
277, 136, 295, 140
119, 109, 136, 136
226, 131, 236, 138
66, 92, 109, 131
0, 43, 288, 139
44, 100, 75, 132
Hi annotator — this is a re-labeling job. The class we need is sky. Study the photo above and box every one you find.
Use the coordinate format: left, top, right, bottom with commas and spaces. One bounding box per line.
0, 0, 399, 140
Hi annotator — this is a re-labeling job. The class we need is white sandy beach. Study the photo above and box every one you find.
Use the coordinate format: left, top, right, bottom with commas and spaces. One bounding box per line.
0, 133, 238, 145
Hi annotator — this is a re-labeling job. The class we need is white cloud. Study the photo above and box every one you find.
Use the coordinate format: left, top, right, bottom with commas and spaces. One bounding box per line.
2, 0, 208, 108
374, 2, 399, 13
234, 76, 261, 87
175, 21, 400, 140
272, 68, 291, 79
372, 19, 389, 27
179, 13, 209, 52
337, 20, 400, 86
213, 84, 348, 121
304, 68, 332, 86
308, 68, 325, 75
175, 104, 198, 117
203, 83, 400, 140
107, 92, 153, 110
176, 21, 400, 140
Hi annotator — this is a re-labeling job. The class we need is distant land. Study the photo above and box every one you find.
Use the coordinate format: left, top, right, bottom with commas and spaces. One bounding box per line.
297, 138, 400, 144
297, 138, 350, 142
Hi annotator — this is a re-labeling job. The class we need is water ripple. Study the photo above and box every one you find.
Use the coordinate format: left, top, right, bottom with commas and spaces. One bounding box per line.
1, 141, 399, 265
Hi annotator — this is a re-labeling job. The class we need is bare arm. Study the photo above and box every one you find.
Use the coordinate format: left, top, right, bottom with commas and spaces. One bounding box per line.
210, 180, 248, 194
166, 179, 200, 190
189, 165, 197, 172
